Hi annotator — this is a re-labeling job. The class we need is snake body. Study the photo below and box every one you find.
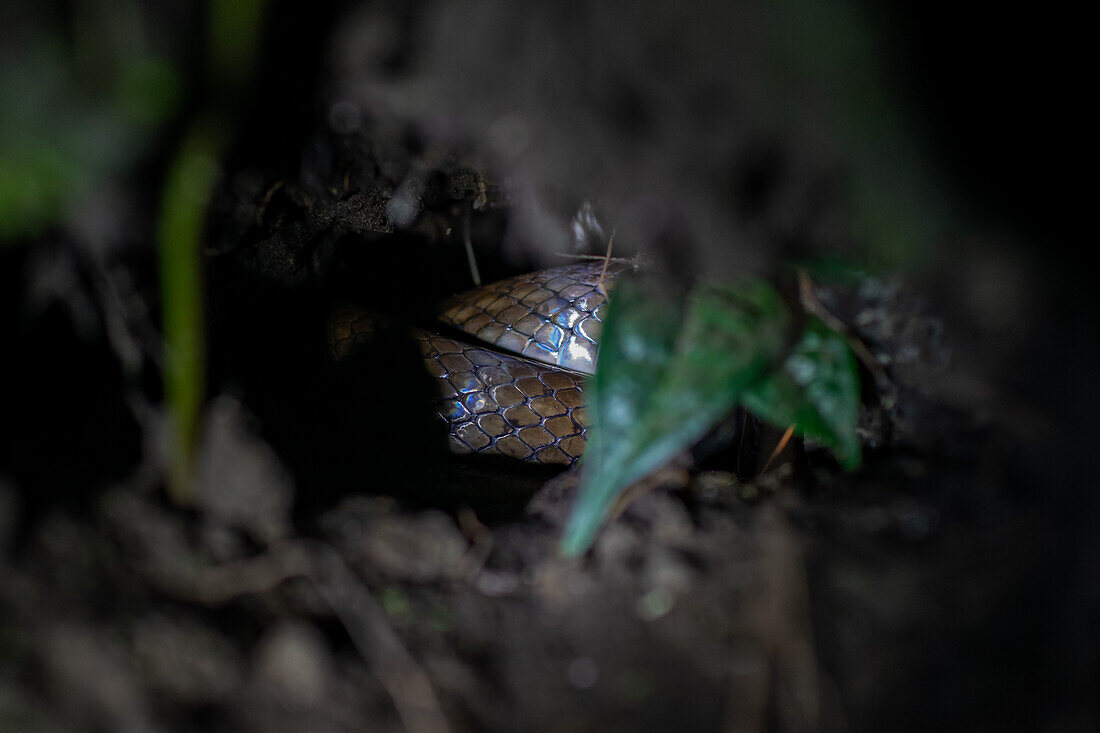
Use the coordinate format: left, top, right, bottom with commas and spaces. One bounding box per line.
329, 261, 628, 464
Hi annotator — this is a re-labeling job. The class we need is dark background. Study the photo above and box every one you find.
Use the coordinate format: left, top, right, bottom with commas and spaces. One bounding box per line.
2, 2, 1095, 731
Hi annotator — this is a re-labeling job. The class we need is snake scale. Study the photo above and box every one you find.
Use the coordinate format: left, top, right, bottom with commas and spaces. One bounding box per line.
329, 260, 630, 465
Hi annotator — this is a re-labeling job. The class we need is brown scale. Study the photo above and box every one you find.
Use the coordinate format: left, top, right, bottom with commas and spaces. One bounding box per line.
329, 261, 628, 465
437, 260, 629, 376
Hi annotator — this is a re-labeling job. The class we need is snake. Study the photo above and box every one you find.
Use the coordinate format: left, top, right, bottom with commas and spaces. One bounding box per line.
328, 260, 630, 465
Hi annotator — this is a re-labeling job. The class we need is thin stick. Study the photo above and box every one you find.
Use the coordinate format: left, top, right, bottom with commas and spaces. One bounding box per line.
308, 545, 451, 733
462, 204, 481, 286
797, 269, 886, 388
193, 542, 450, 733
596, 229, 616, 299
760, 424, 796, 475
255, 179, 285, 225
551, 253, 634, 263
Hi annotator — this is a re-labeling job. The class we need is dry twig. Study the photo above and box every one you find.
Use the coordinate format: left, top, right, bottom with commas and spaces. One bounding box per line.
191, 540, 451, 733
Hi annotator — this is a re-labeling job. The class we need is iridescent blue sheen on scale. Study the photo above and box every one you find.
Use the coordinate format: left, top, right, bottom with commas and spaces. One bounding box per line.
330, 261, 626, 464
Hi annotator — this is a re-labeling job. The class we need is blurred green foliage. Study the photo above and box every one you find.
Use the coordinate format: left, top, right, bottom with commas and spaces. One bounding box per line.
742, 316, 861, 469
0, 8, 180, 240
159, 121, 220, 503
562, 275, 862, 556
0, 0, 266, 500
755, 0, 949, 270
160, 0, 267, 503
209, 0, 267, 92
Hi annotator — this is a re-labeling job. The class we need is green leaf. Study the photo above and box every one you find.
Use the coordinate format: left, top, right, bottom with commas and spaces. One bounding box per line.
560, 279, 683, 557
742, 316, 861, 469
561, 277, 790, 556
159, 122, 222, 504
